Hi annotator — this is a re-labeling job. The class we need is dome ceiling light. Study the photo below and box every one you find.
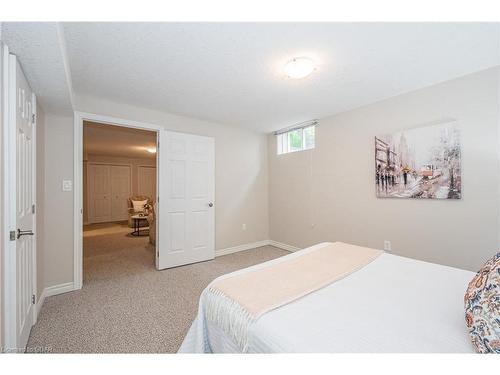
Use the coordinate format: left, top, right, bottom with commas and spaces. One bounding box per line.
284, 57, 316, 79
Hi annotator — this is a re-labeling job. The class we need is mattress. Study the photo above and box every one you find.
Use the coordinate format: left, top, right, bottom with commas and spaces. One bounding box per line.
179, 248, 476, 353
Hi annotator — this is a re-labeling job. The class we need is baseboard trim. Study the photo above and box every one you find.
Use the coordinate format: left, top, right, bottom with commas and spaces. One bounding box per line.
216, 239, 300, 257
268, 240, 301, 252
36, 289, 47, 317
216, 240, 271, 257
45, 281, 75, 297
36, 282, 76, 317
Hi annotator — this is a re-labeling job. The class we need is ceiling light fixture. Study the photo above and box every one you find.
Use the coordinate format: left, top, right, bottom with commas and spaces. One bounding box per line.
284, 57, 316, 79
146, 147, 157, 154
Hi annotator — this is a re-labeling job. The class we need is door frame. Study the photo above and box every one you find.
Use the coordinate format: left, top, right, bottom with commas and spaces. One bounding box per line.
1, 47, 38, 351
73, 112, 161, 289
86, 162, 133, 224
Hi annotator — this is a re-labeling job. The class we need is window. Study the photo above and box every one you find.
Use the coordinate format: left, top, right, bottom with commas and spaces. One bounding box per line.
277, 125, 316, 155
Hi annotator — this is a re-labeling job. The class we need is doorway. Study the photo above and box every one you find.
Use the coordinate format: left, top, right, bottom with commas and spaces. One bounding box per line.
74, 112, 216, 291
82, 121, 158, 282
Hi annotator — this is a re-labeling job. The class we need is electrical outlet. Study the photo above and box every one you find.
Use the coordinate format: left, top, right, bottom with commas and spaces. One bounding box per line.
242, 223, 247, 231
383, 240, 392, 252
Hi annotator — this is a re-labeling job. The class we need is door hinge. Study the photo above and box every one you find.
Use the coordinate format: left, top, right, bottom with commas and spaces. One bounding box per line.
32, 114, 36, 124
32, 204, 36, 214
9, 231, 16, 241
32, 294, 36, 305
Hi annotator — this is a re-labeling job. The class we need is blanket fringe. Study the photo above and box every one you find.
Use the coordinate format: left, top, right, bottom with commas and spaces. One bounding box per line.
204, 286, 256, 352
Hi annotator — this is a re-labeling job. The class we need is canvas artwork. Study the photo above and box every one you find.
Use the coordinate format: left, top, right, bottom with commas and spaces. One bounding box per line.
375, 122, 461, 199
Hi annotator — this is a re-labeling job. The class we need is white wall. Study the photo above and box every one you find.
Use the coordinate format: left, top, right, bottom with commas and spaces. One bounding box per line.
43, 113, 75, 288
40, 96, 269, 288
268, 67, 499, 271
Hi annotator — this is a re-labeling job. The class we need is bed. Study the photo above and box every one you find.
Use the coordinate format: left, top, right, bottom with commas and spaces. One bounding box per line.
179, 242, 476, 353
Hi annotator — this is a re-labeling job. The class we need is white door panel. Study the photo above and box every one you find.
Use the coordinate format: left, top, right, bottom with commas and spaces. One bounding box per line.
12, 55, 36, 350
110, 165, 131, 221
88, 164, 111, 223
87, 164, 131, 223
158, 131, 214, 269
169, 160, 186, 199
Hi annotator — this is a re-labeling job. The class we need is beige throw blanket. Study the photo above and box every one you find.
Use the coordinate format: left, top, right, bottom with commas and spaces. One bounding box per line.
204, 242, 383, 351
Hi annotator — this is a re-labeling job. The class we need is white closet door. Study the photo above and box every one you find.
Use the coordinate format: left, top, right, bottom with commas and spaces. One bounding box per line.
110, 165, 131, 221
157, 131, 215, 269
88, 164, 111, 223
138, 166, 156, 202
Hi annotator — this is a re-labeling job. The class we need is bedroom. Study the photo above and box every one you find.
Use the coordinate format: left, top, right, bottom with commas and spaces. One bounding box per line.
0, 1, 499, 373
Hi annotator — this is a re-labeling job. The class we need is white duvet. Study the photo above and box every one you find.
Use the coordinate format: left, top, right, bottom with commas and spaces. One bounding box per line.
179, 246, 476, 353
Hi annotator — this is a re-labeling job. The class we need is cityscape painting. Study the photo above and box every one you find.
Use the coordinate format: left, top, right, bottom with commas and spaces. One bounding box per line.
375, 122, 461, 199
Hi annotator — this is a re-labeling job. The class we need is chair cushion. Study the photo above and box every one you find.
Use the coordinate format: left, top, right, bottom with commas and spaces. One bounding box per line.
464, 252, 500, 353
132, 199, 148, 212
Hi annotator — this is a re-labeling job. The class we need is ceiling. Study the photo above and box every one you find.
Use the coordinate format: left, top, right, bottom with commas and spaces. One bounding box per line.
83, 121, 157, 159
1, 22, 74, 115
2, 22, 499, 132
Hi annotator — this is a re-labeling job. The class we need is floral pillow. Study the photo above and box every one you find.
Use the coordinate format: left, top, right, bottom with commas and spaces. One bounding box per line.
464, 252, 500, 353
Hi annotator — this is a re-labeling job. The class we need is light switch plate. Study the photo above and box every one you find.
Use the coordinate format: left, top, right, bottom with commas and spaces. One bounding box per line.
62, 180, 73, 192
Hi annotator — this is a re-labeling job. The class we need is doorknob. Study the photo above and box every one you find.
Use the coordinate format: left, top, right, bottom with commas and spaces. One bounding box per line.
17, 229, 34, 239
208, 202, 213, 207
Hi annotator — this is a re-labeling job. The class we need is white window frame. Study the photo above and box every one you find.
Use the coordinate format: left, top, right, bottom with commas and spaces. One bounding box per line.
277, 124, 316, 155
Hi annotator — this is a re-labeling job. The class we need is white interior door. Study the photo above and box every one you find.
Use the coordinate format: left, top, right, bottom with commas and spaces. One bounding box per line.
157, 131, 215, 269
11, 55, 36, 350
110, 165, 131, 221
88, 164, 111, 223
138, 166, 156, 202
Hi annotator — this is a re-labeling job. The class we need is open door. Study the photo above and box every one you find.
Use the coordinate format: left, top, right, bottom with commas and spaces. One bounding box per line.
3, 53, 37, 351
157, 130, 215, 269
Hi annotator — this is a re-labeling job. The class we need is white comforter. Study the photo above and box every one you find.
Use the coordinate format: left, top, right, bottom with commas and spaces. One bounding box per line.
179, 246, 475, 353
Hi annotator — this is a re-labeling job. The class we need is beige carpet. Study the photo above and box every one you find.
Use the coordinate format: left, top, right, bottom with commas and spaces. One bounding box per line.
27, 222, 287, 353
82, 221, 148, 237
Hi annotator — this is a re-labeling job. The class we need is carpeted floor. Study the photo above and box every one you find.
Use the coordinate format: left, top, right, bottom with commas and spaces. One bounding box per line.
27, 222, 287, 353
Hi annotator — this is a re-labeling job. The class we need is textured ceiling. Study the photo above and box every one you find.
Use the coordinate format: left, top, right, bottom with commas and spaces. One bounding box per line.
1, 22, 74, 115
83, 121, 157, 159
62, 22, 499, 132
2, 22, 499, 132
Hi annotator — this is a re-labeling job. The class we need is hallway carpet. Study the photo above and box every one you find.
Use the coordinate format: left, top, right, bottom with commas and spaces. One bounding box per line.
27, 222, 287, 353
